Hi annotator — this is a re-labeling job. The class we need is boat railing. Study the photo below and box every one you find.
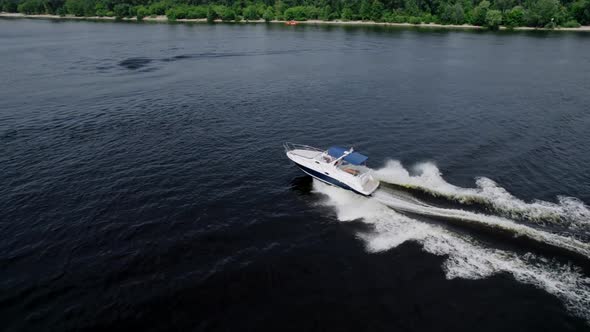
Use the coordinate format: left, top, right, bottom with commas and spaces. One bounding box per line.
284, 142, 324, 159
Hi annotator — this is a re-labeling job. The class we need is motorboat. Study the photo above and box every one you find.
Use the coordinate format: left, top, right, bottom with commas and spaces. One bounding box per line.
284, 142, 380, 196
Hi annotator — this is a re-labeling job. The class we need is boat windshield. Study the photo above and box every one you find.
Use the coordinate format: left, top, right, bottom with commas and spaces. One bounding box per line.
319, 152, 335, 163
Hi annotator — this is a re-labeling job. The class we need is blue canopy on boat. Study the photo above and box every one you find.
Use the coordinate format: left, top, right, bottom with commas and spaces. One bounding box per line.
327, 146, 368, 165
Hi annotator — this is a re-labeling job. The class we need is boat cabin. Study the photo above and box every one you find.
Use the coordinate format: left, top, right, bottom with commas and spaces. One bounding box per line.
324, 146, 369, 176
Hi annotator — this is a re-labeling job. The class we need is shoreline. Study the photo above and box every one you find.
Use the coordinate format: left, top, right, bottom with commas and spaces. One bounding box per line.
2, 12, 590, 31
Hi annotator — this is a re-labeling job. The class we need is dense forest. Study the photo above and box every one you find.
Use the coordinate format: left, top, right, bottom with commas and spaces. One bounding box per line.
1, 0, 590, 28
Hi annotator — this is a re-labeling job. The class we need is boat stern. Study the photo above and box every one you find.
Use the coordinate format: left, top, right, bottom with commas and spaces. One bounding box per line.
357, 174, 380, 196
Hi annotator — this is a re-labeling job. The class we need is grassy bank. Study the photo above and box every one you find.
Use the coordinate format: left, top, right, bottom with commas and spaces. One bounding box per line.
2, 0, 590, 30
2, 12, 590, 31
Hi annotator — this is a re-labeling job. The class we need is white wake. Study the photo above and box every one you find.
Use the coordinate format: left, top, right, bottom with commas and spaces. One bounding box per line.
312, 180, 590, 322
375, 160, 590, 231
372, 189, 590, 258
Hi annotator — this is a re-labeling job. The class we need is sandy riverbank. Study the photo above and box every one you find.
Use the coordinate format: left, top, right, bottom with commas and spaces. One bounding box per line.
2, 12, 590, 31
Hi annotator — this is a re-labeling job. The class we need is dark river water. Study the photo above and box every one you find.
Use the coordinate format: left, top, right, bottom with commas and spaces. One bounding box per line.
1, 18, 590, 331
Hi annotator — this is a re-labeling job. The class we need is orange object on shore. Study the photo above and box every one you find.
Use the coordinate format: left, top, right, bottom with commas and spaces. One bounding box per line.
285, 20, 298, 25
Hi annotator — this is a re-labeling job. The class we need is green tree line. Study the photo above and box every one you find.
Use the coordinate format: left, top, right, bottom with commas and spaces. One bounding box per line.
2, 0, 590, 28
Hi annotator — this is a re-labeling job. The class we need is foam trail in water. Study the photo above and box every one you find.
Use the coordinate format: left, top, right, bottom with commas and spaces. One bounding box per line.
312, 180, 590, 322
372, 190, 590, 258
375, 160, 590, 231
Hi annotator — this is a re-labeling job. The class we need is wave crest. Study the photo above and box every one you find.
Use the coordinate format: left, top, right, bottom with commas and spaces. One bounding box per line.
374, 160, 590, 231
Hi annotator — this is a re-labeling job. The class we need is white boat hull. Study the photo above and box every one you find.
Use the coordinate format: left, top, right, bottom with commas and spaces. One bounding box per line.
286, 148, 380, 196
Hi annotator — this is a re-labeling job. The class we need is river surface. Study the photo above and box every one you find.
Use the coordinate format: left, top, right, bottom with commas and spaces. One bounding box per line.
1, 18, 590, 331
